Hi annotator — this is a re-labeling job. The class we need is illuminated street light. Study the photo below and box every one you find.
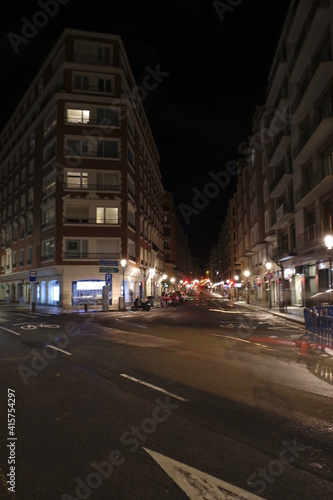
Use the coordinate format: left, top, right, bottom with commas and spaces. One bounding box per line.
120, 259, 126, 307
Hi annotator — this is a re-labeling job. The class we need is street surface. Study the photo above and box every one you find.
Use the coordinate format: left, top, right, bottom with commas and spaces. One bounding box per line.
0, 293, 333, 500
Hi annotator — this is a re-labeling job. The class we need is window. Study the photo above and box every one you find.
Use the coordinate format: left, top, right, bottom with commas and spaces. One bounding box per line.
67, 109, 90, 123
97, 108, 119, 126
74, 75, 89, 90
128, 239, 136, 261
19, 249, 24, 267
43, 139, 56, 164
66, 139, 88, 156
44, 108, 57, 136
42, 240, 55, 258
21, 167, 26, 185
96, 172, 120, 190
127, 147, 135, 167
98, 78, 112, 93
65, 240, 88, 258
13, 251, 17, 268
29, 133, 35, 152
27, 246, 32, 265
42, 205, 55, 227
66, 172, 88, 189
29, 160, 34, 179
43, 173, 56, 196
128, 210, 135, 230
97, 140, 119, 158
28, 188, 34, 207
65, 204, 89, 223
128, 176, 135, 198
96, 207, 118, 224
98, 45, 113, 64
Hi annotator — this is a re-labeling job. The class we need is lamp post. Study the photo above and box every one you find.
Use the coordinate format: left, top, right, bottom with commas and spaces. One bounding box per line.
149, 268, 155, 302
170, 277, 175, 290
266, 261, 272, 309
324, 235, 333, 303
120, 259, 126, 309
244, 270, 250, 304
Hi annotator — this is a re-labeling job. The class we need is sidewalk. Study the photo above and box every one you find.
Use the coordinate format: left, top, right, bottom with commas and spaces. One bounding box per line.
237, 301, 305, 325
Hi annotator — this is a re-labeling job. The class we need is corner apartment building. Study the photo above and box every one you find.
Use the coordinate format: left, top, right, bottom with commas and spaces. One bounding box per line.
213, 0, 333, 308
0, 29, 165, 308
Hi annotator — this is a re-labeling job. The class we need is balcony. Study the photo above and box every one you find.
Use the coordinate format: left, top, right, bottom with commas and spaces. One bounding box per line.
73, 53, 115, 66
291, 60, 333, 124
64, 149, 121, 160
295, 162, 333, 208
271, 201, 294, 230
63, 183, 121, 192
63, 217, 120, 225
288, 4, 330, 84
272, 240, 296, 262
268, 125, 291, 167
63, 252, 120, 260
296, 216, 333, 253
270, 163, 293, 198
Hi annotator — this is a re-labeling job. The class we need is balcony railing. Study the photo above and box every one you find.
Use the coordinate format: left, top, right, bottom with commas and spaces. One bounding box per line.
296, 215, 333, 249
293, 97, 333, 159
63, 183, 121, 192
63, 217, 120, 225
270, 163, 293, 194
63, 252, 120, 260
295, 161, 333, 205
64, 149, 120, 159
73, 53, 115, 66
271, 201, 294, 227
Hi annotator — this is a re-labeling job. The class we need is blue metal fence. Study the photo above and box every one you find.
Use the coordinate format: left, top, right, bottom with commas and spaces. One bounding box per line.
304, 306, 333, 348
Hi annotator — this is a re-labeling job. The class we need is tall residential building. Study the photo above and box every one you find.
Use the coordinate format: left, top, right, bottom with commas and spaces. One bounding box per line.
0, 29, 165, 308
212, 0, 333, 309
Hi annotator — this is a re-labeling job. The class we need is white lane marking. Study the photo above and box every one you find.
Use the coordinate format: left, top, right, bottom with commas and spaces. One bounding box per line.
116, 318, 147, 329
209, 309, 250, 314
0, 326, 21, 336
143, 448, 264, 500
212, 334, 267, 348
120, 373, 189, 402
0, 317, 9, 322
45, 344, 72, 356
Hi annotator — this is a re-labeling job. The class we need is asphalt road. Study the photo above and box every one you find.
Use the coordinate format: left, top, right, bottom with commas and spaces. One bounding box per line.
0, 295, 333, 500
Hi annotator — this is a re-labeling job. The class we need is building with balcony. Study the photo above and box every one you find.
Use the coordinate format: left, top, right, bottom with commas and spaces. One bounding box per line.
0, 29, 165, 308
211, 0, 333, 308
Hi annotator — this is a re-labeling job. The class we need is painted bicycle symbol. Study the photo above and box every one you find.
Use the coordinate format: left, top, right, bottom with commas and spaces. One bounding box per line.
20, 323, 60, 330
219, 323, 256, 330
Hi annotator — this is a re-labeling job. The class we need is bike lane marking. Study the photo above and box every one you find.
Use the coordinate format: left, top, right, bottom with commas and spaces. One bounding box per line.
45, 344, 72, 356
120, 373, 189, 402
0, 326, 21, 336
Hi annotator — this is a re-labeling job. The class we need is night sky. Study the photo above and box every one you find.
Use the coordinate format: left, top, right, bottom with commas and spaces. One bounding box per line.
0, 0, 290, 265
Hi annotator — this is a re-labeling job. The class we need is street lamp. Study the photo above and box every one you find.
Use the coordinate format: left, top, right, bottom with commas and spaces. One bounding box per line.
324, 235, 333, 302
170, 277, 175, 290
266, 261, 272, 309
120, 259, 126, 308
244, 270, 250, 304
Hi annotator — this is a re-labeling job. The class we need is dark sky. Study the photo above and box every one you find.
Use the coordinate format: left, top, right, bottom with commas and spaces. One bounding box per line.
0, 0, 290, 265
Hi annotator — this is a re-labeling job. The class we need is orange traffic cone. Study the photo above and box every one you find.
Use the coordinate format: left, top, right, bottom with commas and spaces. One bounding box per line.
299, 336, 309, 356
